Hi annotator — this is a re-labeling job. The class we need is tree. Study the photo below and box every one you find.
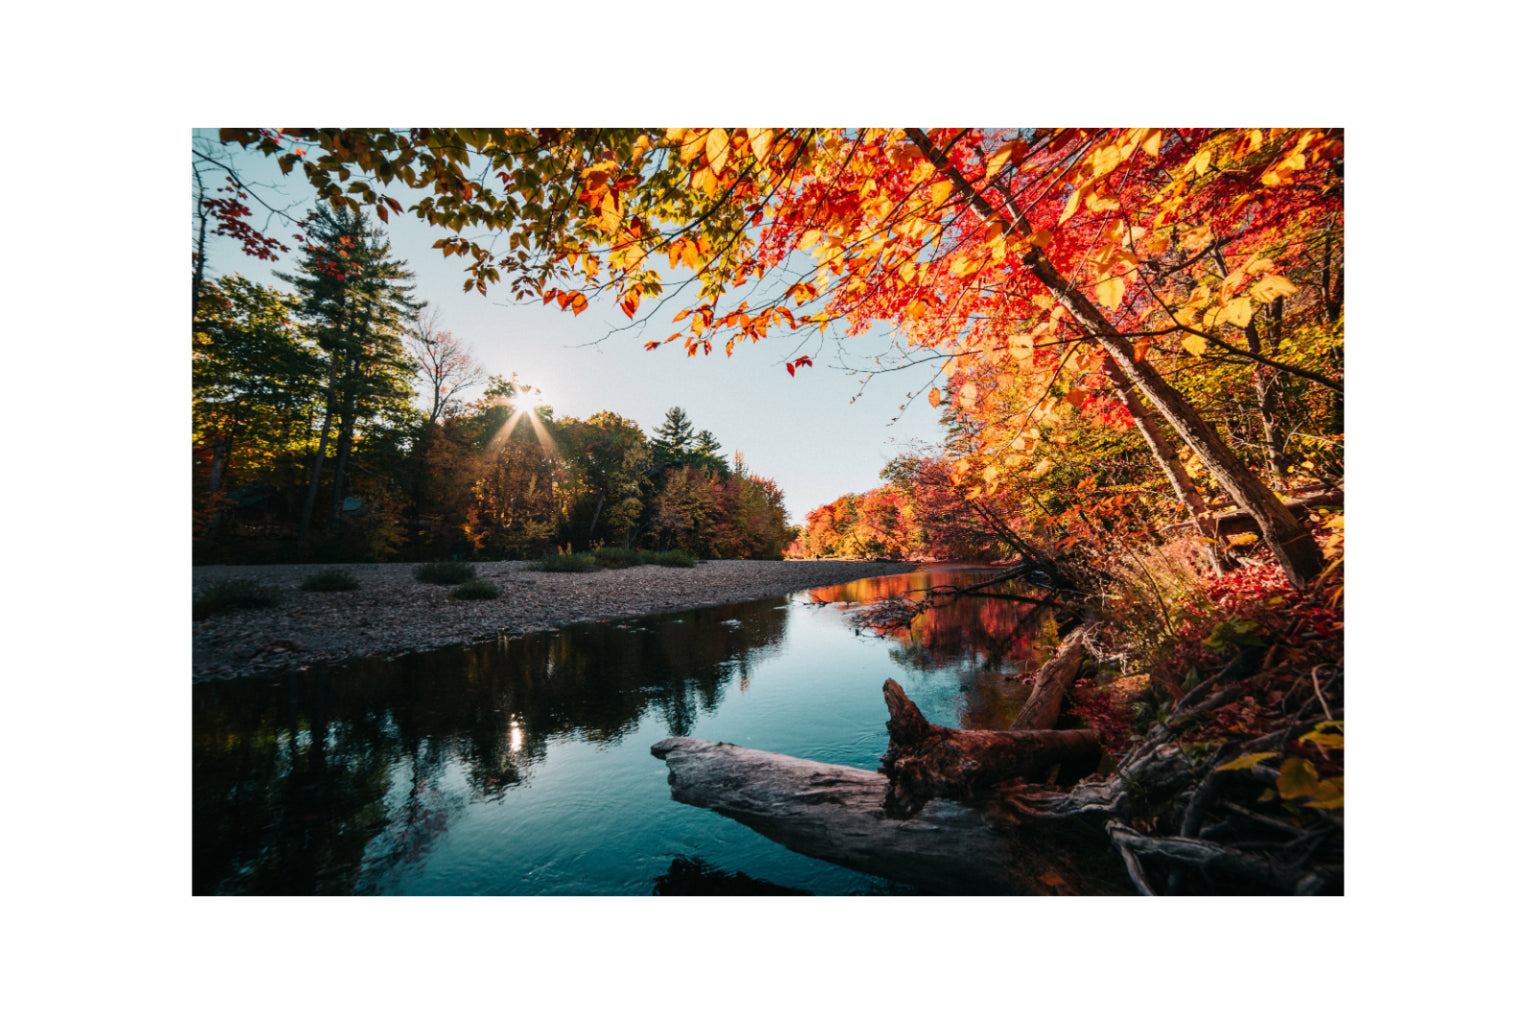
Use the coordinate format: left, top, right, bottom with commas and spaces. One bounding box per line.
407, 306, 484, 428
557, 411, 651, 548
193, 275, 323, 542
277, 205, 421, 547
650, 406, 697, 469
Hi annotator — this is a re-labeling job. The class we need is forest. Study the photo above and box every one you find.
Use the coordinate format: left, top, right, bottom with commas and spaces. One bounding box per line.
193, 205, 794, 563
200, 127, 1344, 893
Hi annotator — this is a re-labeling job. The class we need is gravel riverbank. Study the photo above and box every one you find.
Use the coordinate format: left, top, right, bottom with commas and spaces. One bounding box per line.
193, 558, 915, 683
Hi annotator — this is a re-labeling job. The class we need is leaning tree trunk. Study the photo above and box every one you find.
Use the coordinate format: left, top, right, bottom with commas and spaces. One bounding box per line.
1100, 358, 1227, 573
904, 129, 1326, 590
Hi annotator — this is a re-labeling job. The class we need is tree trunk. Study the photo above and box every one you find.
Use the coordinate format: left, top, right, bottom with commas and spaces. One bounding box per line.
1010, 636, 1085, 731
299, 349, 341, 549
904, 129, 1325, 590
328, 383, 359, 537
1245, 298, 1288, 481
1024, 257, 1324, 589
1100, 358, 1227, 573
650, 736, 1022, 894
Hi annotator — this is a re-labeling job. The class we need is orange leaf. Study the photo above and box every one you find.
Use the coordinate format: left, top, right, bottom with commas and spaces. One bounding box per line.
928, 387, 942, 408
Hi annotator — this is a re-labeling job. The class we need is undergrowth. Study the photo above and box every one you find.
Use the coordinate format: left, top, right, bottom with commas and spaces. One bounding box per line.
194, 579, 282, 620
301, 568, 361, 592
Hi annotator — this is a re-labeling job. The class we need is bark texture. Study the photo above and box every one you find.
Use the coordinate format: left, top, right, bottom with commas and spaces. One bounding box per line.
881, 679, 1100, 818
650, 736, 1020, 895
1009, 635, 1085, 731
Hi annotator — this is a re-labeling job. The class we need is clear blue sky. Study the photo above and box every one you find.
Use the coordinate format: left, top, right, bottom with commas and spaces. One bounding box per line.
194, 130, 948, 523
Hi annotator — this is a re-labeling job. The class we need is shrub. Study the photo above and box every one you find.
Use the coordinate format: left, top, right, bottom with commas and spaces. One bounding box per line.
535, 551, 599, 573
593, 546, 645, 569
451, 580, 500, 601
301, 568, 361, 592
646, 549, 696, 568
194, 579, 282, 620
415, 560, 476, 584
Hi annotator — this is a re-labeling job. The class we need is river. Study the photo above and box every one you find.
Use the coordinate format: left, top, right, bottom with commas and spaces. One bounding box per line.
192, 566, 1054, 895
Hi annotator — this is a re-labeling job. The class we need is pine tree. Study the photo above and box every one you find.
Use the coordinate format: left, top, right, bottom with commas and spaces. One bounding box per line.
650, 406, 696, 469
278, 206, 421, 546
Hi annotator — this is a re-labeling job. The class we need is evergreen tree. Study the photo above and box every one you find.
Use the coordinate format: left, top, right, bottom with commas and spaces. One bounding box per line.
278, 206, 422, 546
691, 429, 729, 475
650, 406, 696, 469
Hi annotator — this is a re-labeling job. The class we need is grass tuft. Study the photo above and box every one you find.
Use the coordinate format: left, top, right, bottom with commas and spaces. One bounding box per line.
301, 568, 361, 592
535, 551, 599, 573
194, 579, 282, 620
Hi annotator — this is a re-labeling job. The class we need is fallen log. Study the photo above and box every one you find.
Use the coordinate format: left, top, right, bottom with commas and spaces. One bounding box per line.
650, 736, 1021, 894
1010, 634, 1086, 731
881, 679, 1101, 818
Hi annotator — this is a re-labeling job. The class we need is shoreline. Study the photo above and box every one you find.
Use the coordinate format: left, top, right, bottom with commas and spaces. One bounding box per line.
193, 558, 916, 684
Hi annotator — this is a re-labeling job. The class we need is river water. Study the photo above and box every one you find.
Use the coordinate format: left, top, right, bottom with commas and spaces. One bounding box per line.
192, 567, 1053, 895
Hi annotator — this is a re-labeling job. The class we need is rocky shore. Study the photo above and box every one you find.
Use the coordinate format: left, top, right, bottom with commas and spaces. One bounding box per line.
193, 558, 915, 683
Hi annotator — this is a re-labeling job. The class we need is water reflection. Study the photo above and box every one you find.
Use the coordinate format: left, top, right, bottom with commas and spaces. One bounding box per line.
812, 567, 1058, 731
194, 600, 788, 895
193, 567, 1049, 895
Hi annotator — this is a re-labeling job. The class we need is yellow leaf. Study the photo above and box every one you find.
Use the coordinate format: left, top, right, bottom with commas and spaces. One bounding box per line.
1059, 188, 1082, 225
928, 387, 942, 408
1218, 295, 1253, 328
1216, 751, 1278, 772
1249, 274, 1299, 303
747, 127, 773, 163
982, 464, 1000, 484
704, 128, 731, 174
1096, 273, 1126, 310
959, 381, 978, 409
930, 179, 952, 208
1026, 228, 1053, 250
1142, 130, 1162, 157
1303, 778, 1344, 809
1276, 758, 1319, 801
1181, 334, 1207, 357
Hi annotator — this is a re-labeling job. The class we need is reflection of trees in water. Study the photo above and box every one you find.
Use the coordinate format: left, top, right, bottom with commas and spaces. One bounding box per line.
193, 596, 789, 895
815, 569, 1058, 732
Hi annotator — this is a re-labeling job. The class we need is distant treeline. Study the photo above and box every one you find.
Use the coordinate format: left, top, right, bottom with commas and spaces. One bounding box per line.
193, 208, 792, 563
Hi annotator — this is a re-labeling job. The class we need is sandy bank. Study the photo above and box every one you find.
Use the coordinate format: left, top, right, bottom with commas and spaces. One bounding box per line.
193, 558, 915, 683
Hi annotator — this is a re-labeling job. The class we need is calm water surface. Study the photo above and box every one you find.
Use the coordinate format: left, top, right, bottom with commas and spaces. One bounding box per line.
193, 567, 1053, 895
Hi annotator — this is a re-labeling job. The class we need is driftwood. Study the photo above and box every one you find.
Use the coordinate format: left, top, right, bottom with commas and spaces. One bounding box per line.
650, 737, 1020, 894
1010, 634, 1086, 731
881, 679, 1100, 817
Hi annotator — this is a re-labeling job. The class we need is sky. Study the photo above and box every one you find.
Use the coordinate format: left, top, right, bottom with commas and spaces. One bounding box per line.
194, 130, 949, 523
